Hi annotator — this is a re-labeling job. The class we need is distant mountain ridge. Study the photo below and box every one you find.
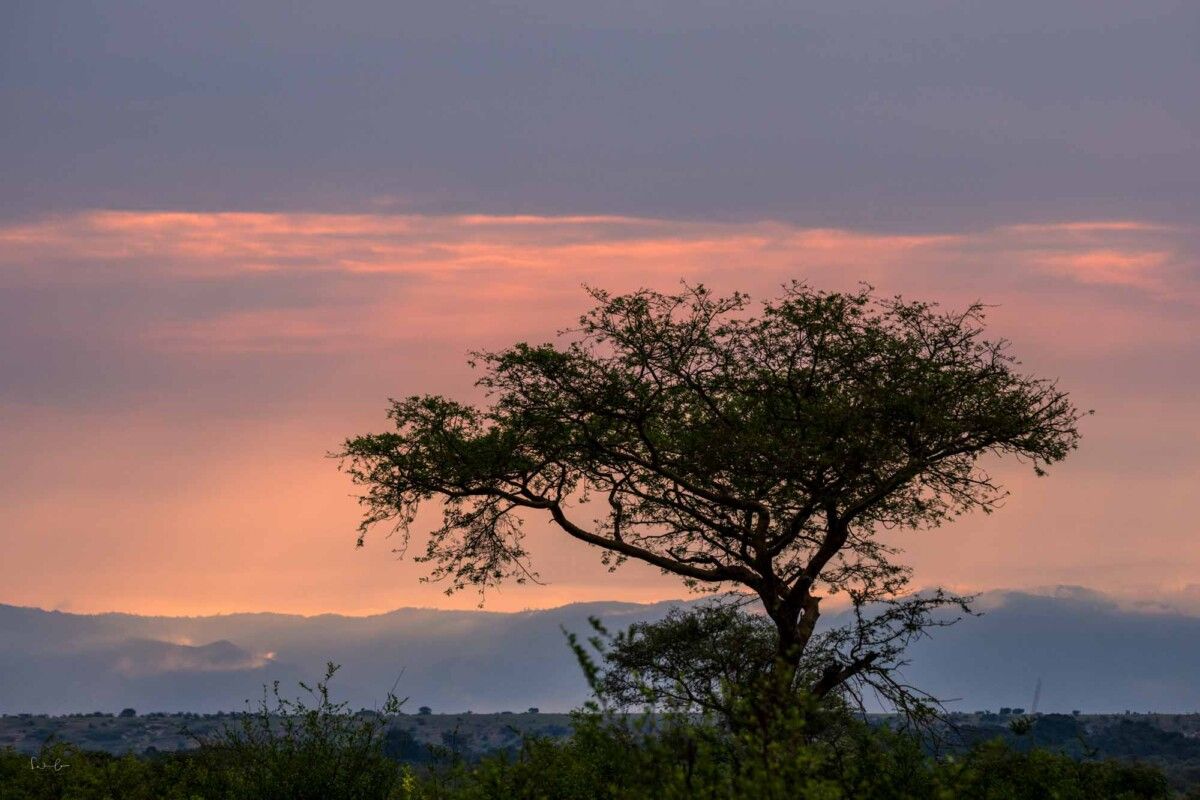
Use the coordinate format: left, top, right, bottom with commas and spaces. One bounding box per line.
0, 600, 681, 715
2, 589, 1198, 715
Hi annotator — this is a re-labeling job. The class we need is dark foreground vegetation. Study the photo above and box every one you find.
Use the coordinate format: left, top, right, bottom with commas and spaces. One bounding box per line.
0, 714, 1180, 796
2, 662, 1193, 800
0, 709, 1185, 800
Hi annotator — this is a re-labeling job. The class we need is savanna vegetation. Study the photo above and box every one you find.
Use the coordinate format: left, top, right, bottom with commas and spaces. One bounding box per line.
340, 283, 1084, 721
0, 648, 1186, 799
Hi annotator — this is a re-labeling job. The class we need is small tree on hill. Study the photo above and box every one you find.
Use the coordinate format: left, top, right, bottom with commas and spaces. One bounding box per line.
340, 283, 1084, 714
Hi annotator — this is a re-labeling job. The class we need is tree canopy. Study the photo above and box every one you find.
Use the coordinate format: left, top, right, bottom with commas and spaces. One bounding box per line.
340, 283, 1084, 707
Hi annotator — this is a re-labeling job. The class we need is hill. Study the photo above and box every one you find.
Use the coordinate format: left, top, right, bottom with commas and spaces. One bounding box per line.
1, 588, 1198, 715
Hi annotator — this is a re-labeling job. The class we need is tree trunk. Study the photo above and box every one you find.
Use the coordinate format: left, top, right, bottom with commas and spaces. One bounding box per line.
767, 606, 805, 700
766, 592, 822, 699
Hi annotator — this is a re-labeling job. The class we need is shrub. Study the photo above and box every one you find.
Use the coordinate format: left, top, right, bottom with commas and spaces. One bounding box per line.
0, 706, 1177, 800
188, 662, 409, 800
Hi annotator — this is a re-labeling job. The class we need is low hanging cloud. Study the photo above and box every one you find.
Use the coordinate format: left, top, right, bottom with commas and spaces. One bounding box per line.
109, 638, 274, 679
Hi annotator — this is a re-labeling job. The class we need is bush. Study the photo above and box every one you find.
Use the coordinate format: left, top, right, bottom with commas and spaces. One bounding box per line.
0, 742, 197, 800
0, 654, 1180, 800
0, 708, 1176, 800
406, 706, 1172, 800
188, 662, 410, 800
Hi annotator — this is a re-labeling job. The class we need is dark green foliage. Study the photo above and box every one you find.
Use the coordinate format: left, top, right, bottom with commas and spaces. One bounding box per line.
409, 621, 1175, 799
0, 652, 1184, 800
941, 739, 1172, 800
1096, 720, 1200, 762
439, 727, 474, 757
0, 743, 187, 800
589, 604, 780, 717
0, 709, 1180, 800
384, 726, 430, 763
340, 283, 1085, 711
183, 662, 407, 800
0, 662, 412, 800
0, 665, 415, 799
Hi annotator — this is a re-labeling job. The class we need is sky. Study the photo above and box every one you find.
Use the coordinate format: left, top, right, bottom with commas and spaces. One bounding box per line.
1, 1, 1197, 616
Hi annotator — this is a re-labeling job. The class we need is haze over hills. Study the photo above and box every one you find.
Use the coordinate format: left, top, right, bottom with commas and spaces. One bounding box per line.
2, 588, 1198, 716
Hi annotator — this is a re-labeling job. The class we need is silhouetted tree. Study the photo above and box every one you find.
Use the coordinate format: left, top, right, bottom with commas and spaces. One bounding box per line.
341, 283, 1084, 713
382, 726, 426, 762
586, 604, 779, 718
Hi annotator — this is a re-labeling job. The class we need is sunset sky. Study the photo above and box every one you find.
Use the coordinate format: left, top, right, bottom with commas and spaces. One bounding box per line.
2, 1, 1197, 616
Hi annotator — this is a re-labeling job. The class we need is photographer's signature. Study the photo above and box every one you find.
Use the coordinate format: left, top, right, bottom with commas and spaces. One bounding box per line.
30, 756, 70, 772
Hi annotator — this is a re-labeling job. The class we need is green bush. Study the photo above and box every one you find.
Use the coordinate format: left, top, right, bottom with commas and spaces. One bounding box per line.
405, 707, 1172, 800
185, 661, 411, 800
0, 713, 1176, 800
0, 662, 1178, 800
0, 742, 197, 800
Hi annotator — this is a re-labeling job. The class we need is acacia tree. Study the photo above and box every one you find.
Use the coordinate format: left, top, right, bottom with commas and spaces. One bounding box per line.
340, 283, 1083, 709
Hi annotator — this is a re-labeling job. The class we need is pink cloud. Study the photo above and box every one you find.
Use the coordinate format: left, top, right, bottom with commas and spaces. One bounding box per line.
5, 210, 1191, 354
1035, 249, 1173, 289
0, 210, 1196, 615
